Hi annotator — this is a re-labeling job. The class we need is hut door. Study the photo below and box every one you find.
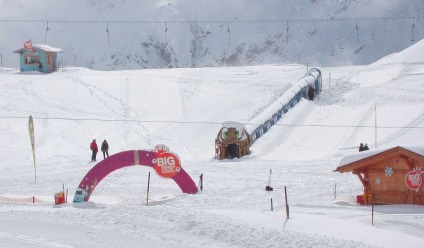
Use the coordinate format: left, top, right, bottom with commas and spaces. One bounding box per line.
48, 53, 54, 71
227, 144, 239, 159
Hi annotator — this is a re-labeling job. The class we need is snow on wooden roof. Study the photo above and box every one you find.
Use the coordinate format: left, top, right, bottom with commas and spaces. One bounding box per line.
33, 44, 63, 52
336, 144, 424, 173
13, 44, 63, 53
222, 121, 247, 130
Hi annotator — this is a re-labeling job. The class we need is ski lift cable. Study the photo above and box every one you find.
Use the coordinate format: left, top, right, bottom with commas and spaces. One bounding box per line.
1, 15, 424, 24
291, 20, 381, 59
1, 2, 424, 25
286, 3, 424, 61
0, 116, 424, 129
287, 14, 398, 62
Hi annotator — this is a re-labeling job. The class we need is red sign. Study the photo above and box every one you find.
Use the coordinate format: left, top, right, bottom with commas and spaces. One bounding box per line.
24, 40, 33, 51
152, 145, 181, 178
405, 170, 423, 192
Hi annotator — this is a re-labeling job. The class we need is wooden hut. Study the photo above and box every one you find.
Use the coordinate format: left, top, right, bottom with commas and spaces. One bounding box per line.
335, 146, 424, 205
215, 122, 252, 160
13, 40, 63, 73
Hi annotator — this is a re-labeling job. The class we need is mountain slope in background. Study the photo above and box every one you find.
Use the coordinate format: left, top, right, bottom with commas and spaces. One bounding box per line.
1, 0, 424, 70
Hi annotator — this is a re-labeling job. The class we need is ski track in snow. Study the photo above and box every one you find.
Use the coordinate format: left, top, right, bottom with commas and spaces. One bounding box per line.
64, 73, 154, 146
0, 231, 72, 248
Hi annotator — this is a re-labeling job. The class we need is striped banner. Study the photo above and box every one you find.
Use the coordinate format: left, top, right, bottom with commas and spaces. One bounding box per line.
28, 115, 36, 182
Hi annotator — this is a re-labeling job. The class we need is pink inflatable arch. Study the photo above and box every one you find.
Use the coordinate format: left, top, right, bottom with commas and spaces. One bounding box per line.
73, 147, 198, 202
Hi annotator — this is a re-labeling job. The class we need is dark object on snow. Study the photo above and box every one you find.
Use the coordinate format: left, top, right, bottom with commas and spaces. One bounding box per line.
90, 139, 98, 162
308, 86, 315, 101
359, 143, 368, 152
227, 143, 239, 159
38, 62, 43, 72
101, 139, 109, 159
363, 143, 369, 151
265, 169, 273, 191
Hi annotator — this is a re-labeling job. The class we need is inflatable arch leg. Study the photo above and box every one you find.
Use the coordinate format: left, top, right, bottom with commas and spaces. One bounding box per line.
73, 148, 198, 202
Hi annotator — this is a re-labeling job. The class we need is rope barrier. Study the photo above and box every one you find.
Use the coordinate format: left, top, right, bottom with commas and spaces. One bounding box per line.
0, 195, 50, 204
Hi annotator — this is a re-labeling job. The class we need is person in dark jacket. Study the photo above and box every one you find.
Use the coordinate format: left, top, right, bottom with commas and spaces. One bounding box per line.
101, 139, 109, 159
90, 139, 98, 161
308, 86, 315, 101
359, 143, 365, 152
38, 62, 43, 72
363, 143, 369, 151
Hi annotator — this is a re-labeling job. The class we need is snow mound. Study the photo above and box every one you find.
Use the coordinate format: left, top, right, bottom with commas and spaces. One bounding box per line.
373, 38, 424, 65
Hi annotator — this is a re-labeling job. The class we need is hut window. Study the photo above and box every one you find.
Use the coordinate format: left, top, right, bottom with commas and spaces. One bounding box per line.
24, 54, 41, 64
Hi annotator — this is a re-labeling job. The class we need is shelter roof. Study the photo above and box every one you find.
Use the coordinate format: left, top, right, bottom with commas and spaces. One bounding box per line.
336, 144, 424, 173
13, 44, 63, 53
222, 121, 247, 130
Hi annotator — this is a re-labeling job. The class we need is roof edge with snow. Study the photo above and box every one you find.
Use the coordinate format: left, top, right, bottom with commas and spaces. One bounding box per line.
336, 145, 424, 173
13, 44, 64, 53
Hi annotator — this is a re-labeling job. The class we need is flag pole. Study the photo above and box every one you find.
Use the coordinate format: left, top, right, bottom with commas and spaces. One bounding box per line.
374, 102, 377, 148
29, 115, 37, 182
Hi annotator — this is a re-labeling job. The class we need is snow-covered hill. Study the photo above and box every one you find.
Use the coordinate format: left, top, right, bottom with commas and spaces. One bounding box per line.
1, 31, 424, 247
1, 0, 424, 70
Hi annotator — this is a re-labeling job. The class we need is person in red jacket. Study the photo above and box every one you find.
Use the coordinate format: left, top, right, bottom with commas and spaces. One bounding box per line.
90, 139, 98, 162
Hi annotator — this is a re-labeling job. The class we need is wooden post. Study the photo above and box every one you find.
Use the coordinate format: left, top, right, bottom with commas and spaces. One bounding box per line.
33, 196, 35, 203
375, 102, 377, 148
371, 201, 374, 225
334, 182, 337, 199
271, 198, 273, 211
146, 172, 150, 206
284, 186, 289, 219
200, 173, 203, 191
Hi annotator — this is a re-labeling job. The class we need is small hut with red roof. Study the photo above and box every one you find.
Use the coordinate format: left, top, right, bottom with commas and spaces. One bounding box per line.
13, 40, 63, 73
335, 145, 424, 205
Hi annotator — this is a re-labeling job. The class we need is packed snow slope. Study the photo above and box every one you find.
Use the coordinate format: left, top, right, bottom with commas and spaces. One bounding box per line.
1, 41, 424, 247
1, 0, 424, 69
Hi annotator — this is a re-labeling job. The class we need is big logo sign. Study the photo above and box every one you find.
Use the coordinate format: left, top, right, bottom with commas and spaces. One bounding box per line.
152, 145, 181, 178
24, 40, 33, 51
405, 170, 423, 192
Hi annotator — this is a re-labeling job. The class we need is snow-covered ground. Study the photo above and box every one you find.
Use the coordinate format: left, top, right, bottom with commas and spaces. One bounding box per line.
1, 40, 424, 247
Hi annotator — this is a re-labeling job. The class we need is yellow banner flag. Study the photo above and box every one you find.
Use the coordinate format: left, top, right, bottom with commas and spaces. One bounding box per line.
29, 115, 36, 182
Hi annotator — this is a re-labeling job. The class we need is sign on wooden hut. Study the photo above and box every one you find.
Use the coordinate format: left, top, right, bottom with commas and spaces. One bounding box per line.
335, 146, 424, 205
